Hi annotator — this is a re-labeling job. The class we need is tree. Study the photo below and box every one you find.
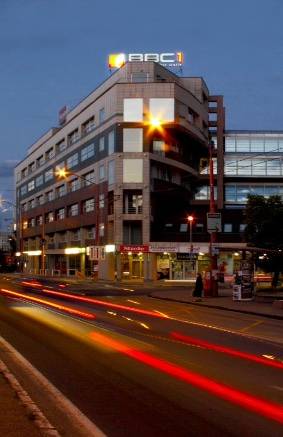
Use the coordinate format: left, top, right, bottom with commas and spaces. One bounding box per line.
244, 194, 283, 287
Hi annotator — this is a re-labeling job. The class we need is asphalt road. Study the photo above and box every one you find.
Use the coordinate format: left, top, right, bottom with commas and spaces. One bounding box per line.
0, 275, 283, 437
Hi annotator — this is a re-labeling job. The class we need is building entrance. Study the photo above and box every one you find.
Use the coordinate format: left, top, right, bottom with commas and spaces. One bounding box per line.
170, 260, 196, 280
121, 253, 144, 280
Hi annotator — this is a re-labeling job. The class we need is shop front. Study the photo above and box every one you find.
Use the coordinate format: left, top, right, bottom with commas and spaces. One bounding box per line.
119, 245, 149, 281
150, 243, 210, 281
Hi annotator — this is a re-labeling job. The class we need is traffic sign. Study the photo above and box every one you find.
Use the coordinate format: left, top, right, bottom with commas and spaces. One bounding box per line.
207, 213, 221, 233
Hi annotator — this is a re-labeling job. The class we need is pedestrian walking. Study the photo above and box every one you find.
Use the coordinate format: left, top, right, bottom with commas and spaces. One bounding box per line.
193, 273, 203, 301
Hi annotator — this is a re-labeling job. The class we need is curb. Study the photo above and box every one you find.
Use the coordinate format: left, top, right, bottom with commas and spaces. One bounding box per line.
149, 294, 283, 321
0, 359, 60, 437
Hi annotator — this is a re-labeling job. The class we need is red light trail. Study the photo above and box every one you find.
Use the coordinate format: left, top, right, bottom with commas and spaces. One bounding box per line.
0, 288, 95, 320
170, 332, 283, 370
89, 331, 283, 425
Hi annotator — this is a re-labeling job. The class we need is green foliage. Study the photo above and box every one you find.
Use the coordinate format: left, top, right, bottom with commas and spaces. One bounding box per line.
244, 195, 283, 282
244, 195, 283, 249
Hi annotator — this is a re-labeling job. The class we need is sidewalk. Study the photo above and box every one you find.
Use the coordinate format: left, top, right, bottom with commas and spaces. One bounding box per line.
150, 288, 283, 320
0, 362, 43, 437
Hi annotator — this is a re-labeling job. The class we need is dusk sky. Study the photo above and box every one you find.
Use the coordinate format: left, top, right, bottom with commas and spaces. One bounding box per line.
1, 0, 283, 199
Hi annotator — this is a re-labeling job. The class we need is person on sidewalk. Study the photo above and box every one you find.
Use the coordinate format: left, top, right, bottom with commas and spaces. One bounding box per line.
193, 273, 203, 301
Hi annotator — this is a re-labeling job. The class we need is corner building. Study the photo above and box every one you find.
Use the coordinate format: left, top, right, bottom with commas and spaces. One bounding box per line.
15, 61, 224, 280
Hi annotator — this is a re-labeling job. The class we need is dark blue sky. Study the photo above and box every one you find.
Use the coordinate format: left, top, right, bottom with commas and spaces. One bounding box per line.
1, 0, 283, 167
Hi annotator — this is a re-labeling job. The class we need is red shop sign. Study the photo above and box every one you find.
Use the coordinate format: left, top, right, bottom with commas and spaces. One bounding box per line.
120, 245, 149, 253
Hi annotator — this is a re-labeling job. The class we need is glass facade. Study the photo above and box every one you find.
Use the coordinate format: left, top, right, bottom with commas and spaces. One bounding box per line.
224, 157, 283, 176
225, 184, 283, 203
225, 134, 283, 152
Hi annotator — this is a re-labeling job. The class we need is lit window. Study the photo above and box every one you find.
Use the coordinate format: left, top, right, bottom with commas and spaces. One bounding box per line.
239, 224, 246, 232
123, 98, 143, 122
123, 129, 143, 152
28, 180, 35, 191
180, 223, 188, 232
99, 223, 105, 237
87, 227, 95, 239
46, 212, 54, 223
37, 215, 43, 226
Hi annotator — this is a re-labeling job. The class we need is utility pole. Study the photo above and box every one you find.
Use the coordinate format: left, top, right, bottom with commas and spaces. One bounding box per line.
207, 140, 218, 297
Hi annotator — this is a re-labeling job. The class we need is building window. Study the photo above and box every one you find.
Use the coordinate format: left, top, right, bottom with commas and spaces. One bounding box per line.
99, 194, 105, 209
71, 229, 80, 241
99, 108, 105, 124
56, 184, 66, 198
81, 143, 95, 161
99, 136, 105, 152
180, 223, 188, 232
123, 98, 143, 122
37, 195, 44, 206
83, 198, 95, 213
123, 159, 143, 183
86, 227, 95, 239
68, 130, 80, 145
99, 223, 105, 237
108, 130, 115, 155
239, 224, 246, 232
46, 212, 54, 223
83, 117, 95, 135
153, 140, 165, 156
236, 138, 250, 152
149, 98, 174, 122
20, 185, 27, 195
29, 199, 35, 209
69, 203, 79, 217
29, 162, 35, 173
108, 160, 115, 185
69, 178, 80, 192
35, 175, 43, 187
46, 147, 55, 160
37, 215, 43, 226
45, 169, 53, 182
123, 191, 143, 214
123, 128, 143, 152
21, 168, 28, 178
37, 155, 44, 167
83, 170, 95, 186
57, 208, 65, 220
99, 164, 105, 180
27, 180, 35, 192
46, 190, 54, 202
56, 139, 66, 153
223, 223, 233, 233
67, 153, 79, 169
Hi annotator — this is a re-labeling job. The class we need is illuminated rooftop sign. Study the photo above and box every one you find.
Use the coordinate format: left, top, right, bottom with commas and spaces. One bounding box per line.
108, 52, 184, 69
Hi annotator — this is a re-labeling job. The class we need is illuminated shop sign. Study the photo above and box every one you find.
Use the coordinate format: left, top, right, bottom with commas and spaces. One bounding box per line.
108, 52, 184, 69
120, 245, 149, 253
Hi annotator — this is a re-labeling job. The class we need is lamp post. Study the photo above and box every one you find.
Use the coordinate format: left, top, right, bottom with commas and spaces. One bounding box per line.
208, 140, 218, 297
187, 215, 194, 253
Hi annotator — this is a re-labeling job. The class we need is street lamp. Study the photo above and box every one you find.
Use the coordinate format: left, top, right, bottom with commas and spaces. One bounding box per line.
187, 215, 194, 253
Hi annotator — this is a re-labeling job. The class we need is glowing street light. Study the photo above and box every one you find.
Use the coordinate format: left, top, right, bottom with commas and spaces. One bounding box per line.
188, 215, 194, 253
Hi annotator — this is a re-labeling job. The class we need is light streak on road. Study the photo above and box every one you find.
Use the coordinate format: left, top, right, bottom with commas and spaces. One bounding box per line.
0, 288, 96, 320
89, 331, 283, 425
40, 288, 168, 319
170, 332, 283, 370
